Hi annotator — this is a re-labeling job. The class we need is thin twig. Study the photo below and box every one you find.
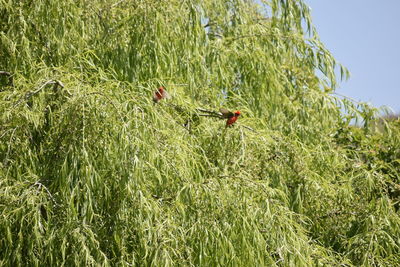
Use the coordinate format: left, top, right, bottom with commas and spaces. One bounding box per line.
111, 0, 126, 8
0, 71, 11, 75
3, 127, 17, 167
207, 33, 223, 38
241, 124, 257, 133
203, 22, 217, 28
13, 80, 64, 107
167, 83, 188, 86
332, 92, 363, 105
31, 181, 58, 206
317, 209, 356, 220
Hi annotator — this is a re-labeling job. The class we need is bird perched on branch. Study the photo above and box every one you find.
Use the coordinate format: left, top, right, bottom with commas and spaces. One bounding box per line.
198, 108, 241, 127
153, 86, 170, 103
220, 108, 241, 127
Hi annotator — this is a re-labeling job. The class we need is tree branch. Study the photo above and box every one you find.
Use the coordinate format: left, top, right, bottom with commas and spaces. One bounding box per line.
13, 80, 64, 107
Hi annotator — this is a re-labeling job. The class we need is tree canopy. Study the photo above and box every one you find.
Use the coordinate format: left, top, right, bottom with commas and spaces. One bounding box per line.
1, 0, 399, 266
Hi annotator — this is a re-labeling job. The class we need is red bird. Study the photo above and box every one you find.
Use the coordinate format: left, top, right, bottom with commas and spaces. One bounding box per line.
153, 86, 170, 103
197, 108, 241, 127
219, 108, 241, 127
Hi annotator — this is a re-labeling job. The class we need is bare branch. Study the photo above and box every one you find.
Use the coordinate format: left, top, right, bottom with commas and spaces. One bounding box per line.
31, 181, 58, 205
13, 80, 64, 107
0, 71, 12, 76
240, 124, 257, 133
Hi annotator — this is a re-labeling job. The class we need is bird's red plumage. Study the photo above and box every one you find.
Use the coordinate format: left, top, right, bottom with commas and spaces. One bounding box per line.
226, 111, 240, 127
153, 86, 168, 103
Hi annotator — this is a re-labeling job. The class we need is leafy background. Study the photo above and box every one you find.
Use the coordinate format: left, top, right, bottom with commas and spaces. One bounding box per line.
1, 0, 399, 266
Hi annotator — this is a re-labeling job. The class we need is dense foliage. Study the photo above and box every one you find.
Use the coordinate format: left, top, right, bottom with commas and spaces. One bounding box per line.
1, 0, 399, 266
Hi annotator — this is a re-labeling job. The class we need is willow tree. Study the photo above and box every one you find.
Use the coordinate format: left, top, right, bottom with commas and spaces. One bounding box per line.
1, 0, 399, 266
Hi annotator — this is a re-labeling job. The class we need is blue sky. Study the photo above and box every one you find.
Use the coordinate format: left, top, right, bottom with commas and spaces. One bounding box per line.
304, 0, 400, 113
